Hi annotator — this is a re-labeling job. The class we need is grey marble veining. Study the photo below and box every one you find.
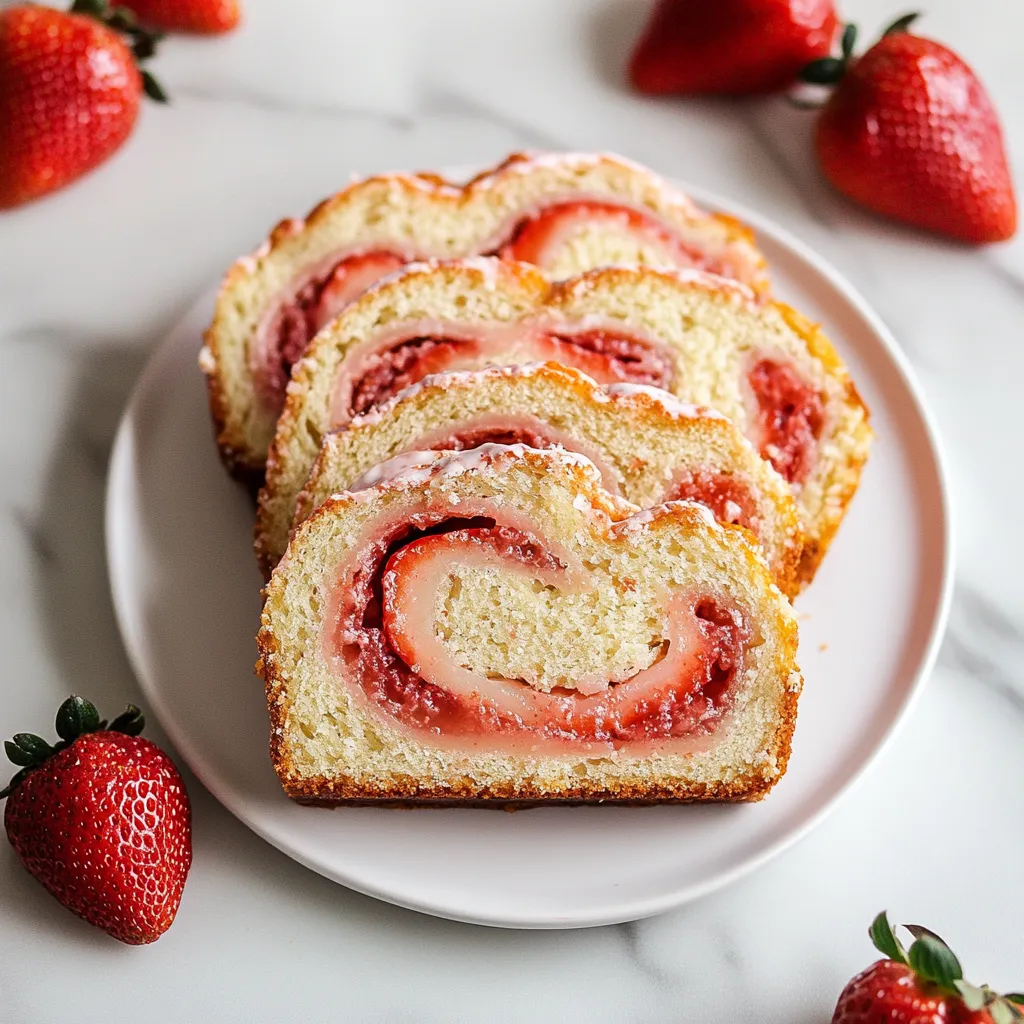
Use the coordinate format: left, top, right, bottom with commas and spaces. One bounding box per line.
1, 1, 1022, 1020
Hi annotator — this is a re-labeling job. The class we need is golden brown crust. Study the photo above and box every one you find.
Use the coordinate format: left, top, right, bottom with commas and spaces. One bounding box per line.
772, 301, 872, 582
256, 450, 802, 807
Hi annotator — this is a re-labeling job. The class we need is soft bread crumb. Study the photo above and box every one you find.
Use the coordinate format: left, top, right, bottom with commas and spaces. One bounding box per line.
203, 152, 769, 478
257, 261, 870, 586
257, 445, 802, 805
284, 362, 803, 594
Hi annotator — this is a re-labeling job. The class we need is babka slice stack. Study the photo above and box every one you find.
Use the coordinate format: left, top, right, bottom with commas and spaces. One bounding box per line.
200, 151, 767, 485
199, 152, 872, 807
258, 445, 802, 804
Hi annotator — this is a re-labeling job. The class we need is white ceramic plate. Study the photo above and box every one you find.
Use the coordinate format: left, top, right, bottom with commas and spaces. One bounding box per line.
105, 178, 952, 929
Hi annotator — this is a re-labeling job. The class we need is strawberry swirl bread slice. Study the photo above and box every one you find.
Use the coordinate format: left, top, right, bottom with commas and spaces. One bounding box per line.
257, 259, 870, 588
281, 362, 803, 595
257, 444, 802, 805
200, 151, 767, 484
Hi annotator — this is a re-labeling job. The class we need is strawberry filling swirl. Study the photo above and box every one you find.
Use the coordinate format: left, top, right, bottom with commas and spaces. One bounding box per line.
254, 250, 410, 414
392, 416, 761, 535
747, 358, 825, 485
495, 200, 725, 272
332, 324, 674, 426
325, 511, 751, 754
251, 198, 727, 415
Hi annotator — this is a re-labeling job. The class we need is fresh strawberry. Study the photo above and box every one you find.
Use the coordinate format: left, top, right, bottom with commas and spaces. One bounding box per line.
629, 0, 838, 96
0, 1, 166, 210
116, 0, 240, 35
832, 912, 1023, 1024
2, 696, 192, 945
805, 14, 1017, 243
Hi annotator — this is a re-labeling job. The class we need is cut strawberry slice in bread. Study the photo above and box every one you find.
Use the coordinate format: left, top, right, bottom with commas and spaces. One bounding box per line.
257, 259, 870, 588
257, 444, 802, 805
200, 151, 768, 484
279, 362, 803, 594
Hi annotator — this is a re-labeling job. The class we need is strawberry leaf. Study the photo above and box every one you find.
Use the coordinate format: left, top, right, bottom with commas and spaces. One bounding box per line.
11, 733, 53, 763
840, 24, 858, 60
109, 705, 146, 737
870, 911, 908, 964
798, 57, 845, 85
993, 1002, 1016, 1024
955, 980, 987, 1011
55, 696, 100, 741
141, 70, 169, 104
106, 6, 140, 32
70, 0, 109, 16
1007, 996, 1024, 1006
5, 740, 37, 767
906, 924, 948, 944
908, 935, 962, 991
882, 12, 921, 36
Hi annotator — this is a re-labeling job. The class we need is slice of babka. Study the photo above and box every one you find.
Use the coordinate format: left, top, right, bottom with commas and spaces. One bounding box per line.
257, 444, 802, 805
200, 151, 768, 484
280, 362, 803, 595
257, 259, 870, 587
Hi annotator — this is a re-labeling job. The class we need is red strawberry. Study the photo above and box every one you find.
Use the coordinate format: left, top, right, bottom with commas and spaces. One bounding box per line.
832, 912, 1023, 1024
806, 14, 1017, 243
629, 0, 838, 96
0, 1, 166, 210
116, 0, 240, 35
2, 696, 192, 945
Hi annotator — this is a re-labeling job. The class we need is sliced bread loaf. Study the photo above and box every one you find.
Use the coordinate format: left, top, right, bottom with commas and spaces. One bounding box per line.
257, 259, 870, 587
201, 151, 767, 483
281, 362, 803, 594
257, 444, 802, 805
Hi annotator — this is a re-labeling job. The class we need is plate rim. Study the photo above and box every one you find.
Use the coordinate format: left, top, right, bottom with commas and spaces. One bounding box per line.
104, 174, 955, 929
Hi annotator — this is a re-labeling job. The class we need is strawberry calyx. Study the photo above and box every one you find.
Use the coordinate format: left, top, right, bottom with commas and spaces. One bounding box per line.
797, 11, 920, 86
0, 695, 146, 800
870, 911, 1024, 1024
68, 0, 168, 102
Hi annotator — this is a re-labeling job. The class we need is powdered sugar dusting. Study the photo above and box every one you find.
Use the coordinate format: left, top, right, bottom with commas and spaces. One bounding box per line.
604, 383, 726, 421
350, 443, 604, 499
660, 267, 757, 304
348, 450, 441, 492
349, 362, 565, 427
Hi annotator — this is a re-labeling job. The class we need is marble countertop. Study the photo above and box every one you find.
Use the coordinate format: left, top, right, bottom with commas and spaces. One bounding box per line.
2, 0, 1022, 1019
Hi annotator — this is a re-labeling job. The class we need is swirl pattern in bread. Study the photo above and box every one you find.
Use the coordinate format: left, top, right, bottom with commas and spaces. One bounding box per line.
257, 259, 870, 587
201, 152, 768, 483
257, 445, 802, 805
278, 361, 803, 595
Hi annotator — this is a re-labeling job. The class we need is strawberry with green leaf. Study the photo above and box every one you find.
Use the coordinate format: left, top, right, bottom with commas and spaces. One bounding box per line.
804, 14, 1017, 244
0, 0, 167, 210
2, 695, 192, 945
832, 911, 1023, 1024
